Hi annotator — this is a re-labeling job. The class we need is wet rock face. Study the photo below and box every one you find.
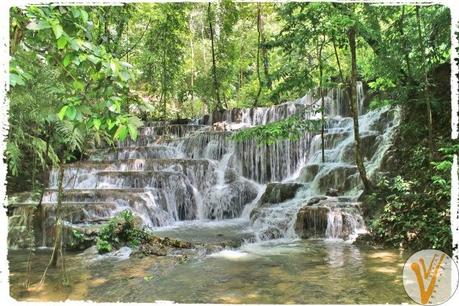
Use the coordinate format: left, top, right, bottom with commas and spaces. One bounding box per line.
295, 206, 330, 239
326, 188, 339, 197
257, 183, 304, 207
203, 180, 259, 220
135, 236, 193, 257
294, 197, 365, 240
249, 182, 304, 222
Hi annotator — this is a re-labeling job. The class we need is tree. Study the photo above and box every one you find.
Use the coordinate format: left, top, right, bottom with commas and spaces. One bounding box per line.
207, 2, 222, 110
142, 3, 188, 119
348, 25, 373, 191
9, 5, 142, 281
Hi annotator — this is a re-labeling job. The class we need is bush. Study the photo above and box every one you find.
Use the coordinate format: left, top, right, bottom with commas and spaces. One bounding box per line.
96, 210, 152, 254
368, 143, 455, 253
96, 239, 113, 254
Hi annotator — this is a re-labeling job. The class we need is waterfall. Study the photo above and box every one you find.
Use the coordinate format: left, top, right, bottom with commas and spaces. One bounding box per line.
8, 83, 399, 248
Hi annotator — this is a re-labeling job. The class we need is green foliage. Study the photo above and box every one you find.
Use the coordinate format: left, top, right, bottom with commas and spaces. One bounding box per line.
6, 3, 453, 253
141, 3, 188, 119
68, 229, 85, 249
96, 239, 113, 254
96, 210, 151, 254
7, 5, 144, 191
369, 142, 454, 252
232, 115, 320, 145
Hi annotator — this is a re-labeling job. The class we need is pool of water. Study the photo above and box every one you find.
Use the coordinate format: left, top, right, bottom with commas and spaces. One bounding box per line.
9, 222, 412, 303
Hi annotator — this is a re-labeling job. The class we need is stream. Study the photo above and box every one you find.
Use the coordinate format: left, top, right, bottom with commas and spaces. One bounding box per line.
8, 84, 410, 303
9, 220, 410, 303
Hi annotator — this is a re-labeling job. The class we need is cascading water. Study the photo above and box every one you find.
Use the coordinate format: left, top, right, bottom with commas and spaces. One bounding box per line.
8, 82, 399, 248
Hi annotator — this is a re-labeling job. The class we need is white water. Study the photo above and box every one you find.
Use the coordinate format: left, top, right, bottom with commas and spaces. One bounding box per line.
8, 82, 400, 248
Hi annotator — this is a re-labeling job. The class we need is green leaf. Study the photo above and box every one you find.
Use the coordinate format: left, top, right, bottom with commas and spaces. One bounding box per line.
128, 124, 138, 140
72, 80, 85, 91
107, 119, 116, 130
10, 73, 24, 86
80, 9, 89, 23
63, 54, 72, 67
88, 55, 101, 64
26, 20, 51, 30
110, 61, 119, 75
69, 38, 81, 51
93, 118, 102, 130
66, 105, 77, 120
119, 70, 130, 81
57, 35, 68, 49
58, 105, 69, 120
114, 125, 128, 141
52, 24, 64, 39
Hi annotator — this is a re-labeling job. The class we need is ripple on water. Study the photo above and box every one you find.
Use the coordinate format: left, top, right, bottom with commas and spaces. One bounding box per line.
8, 239, 411, 303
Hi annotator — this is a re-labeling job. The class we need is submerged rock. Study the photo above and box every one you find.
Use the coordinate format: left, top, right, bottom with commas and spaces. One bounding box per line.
352, 233, 378, 247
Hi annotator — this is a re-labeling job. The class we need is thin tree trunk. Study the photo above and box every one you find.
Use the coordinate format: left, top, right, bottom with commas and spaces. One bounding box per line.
239, 44, 244, 91
254, 3, 263, 107
415, 6, 434, 157
40, 162, 64, 286
332, 39, 345, 86
400, 7, 412, 82
318, 36, 325, 163
259, 5, 271, 90
161, 33, 168, 119
189, 13, 195, 108
208, 3, 222, 111
348, 27, 373, 192
50, 163, 64, 267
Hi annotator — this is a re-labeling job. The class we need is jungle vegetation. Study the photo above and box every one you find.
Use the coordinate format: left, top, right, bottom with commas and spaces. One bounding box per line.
6, 2, 456, 254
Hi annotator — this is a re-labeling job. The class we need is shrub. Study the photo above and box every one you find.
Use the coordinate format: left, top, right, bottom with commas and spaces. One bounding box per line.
96, 210, 151, 254
96, 239, 113, 254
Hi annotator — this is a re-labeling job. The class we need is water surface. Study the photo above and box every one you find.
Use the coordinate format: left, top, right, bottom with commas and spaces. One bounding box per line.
9, 236, 411, 303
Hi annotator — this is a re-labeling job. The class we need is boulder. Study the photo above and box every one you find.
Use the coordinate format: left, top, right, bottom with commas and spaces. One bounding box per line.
306, 196, 327, 206
250, 182, 304, 221
295, 197, 365, 240
352, 233, 378, 247
257, 182, 304, 207
326, 188, 339, 196
138, 243, 168, 256
294, 206, 330, 239
299, 164, 320, 182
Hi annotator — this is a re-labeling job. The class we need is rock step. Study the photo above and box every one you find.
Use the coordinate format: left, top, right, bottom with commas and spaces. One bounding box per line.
88, 145, 183, 161
117, 124, 208, 148
59, 158, 214, 171
294, 196, 365, 240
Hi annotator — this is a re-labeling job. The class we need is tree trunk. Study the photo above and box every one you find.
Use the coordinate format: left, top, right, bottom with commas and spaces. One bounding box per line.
208, 3, 222, 111
161, 31, 168, 120
254, 3, 263, 107
40, 161, 64, 286
348, 27, 373, 192
318, 36, 325, 163
50, 163, 64, 267
415, 6, 434, 157
260, 8, 271, 91
189, 14, 195, 107
399, 7, 412, 82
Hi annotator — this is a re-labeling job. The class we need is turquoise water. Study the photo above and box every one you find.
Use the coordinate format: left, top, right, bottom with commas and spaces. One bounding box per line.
9, 234, 411, 303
